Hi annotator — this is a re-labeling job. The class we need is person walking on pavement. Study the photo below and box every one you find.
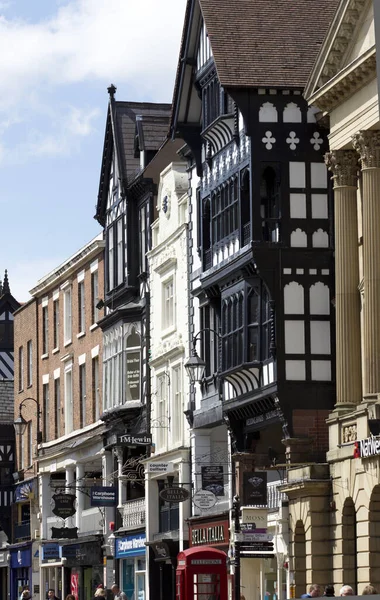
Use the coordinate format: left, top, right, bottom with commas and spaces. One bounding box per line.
323, 586, 335, 597
111, 584, 127, 600
340, 586, 354, 597
302, 585, 322, 598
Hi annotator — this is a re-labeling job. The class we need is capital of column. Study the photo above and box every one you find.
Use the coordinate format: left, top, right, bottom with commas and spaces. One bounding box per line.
325, 149, 359, 187
352, 130, 380, 169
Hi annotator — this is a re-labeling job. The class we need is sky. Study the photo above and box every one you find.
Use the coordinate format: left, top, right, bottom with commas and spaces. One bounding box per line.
0, 0, 187, 301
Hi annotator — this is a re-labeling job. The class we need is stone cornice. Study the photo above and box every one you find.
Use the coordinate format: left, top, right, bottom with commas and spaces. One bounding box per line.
308, 46, 376, 113
305, 0, 369, 98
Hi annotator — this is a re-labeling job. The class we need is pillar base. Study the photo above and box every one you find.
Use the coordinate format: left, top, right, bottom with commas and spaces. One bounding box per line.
281, 437, 313, 465
362, 393, 379, 406
331, 402, 356, 417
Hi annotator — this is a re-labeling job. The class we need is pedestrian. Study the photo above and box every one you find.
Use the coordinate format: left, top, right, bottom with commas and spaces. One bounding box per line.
340, 586, 354, 597
302, 585, 322, 598
323, 585, 335, 597
65, 595, 76, 600
94, 589, 106, 600
363, 586, 378, 595
111, 584, 127, 600
20, 586, 31, 600
47, 589, 59, 600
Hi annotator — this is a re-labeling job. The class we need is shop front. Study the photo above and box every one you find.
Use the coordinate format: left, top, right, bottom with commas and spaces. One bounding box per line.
115, 533, 146, 600
60, 537, 103, 600
10, 544, 32, 600
0, 549, 9, 600
188, 515, 229, 554
41, 543, 63, 599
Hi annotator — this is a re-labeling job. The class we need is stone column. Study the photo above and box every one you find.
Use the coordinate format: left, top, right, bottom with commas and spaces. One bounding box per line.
75, 462, 85, 530
65, 463, 75, 528
352, 131, 380, 398
325, 150, 361, 407
114, 448, 126, 507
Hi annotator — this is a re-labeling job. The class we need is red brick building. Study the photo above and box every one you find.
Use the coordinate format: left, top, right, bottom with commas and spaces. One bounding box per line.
12, 234, 105, 599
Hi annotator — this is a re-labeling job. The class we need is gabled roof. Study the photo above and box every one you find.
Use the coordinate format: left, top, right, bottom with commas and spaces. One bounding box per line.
171, 0, 339, 132
305, 0, 375, 110
95, 87, 171, 226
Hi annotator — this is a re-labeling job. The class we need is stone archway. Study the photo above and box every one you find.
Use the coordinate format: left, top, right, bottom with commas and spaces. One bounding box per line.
369, 485, 380, 588
294, 520, 306, 598
342, 497, 357, 591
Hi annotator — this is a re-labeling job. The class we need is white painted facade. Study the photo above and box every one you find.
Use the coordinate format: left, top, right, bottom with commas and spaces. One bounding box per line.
145, 162, 191, 600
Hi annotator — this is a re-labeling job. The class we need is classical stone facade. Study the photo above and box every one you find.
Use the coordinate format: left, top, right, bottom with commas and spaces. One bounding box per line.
285, 0, 380, 593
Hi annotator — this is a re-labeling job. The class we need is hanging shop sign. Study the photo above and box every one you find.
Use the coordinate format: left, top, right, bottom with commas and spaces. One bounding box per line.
52, 493, 76, 518
241, 507, 268, 528
118, 433, 152, 446
193, 489, 217, 510
90, 486, 118, 507
354, 436, 380, 459
189, 519, 229, 547
201, 466, 225, 496
51, 526, 78, 540
159, 486, 190, 503
242, 472, 267, 506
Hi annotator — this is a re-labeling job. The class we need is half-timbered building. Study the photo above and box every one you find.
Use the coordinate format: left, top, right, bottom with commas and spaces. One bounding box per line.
171, 0, 339, 596
95, 86, 183, 595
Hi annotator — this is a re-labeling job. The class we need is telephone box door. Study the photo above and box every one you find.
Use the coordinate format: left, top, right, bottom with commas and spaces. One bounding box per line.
176, 547, 227, 600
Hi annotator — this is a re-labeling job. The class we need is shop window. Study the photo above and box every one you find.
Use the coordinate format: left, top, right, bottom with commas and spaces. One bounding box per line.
260, 166, 280, 242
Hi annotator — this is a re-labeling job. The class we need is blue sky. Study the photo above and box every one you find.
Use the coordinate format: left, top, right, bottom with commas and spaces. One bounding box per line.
0, 0, 186, 301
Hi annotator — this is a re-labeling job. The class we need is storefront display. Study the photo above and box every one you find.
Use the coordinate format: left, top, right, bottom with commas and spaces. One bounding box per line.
10, 544, 32, 600
115, 533, 146, 600
60, 538, 103, 600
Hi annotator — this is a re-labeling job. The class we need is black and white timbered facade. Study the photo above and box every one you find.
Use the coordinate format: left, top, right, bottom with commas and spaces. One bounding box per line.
171, 0, 339, 465
95, 87, 181, 537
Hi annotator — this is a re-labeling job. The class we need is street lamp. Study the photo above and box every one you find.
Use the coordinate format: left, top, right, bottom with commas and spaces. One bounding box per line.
14, 397, 42, 444
184, 328, 221, 383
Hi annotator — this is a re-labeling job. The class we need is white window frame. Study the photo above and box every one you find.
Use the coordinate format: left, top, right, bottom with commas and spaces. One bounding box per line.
171, 364, 183, 446
162, 276, 175, 331
156, 373, 168, 452
64, 362, 73, 434
53, 298, 60, 350
79, 363, 86, 428
108, 224, 114, 291
27, 340, 32, 387
78, 280, 85, 334
117, 218, 124, 286
91, 270, 99, 325
42, 305, 49, 355
54, 377, 61, 439
93, 356, 100, 421
18, 346, 24, 392
43, 382, 49, 442
63, 287, 72, 345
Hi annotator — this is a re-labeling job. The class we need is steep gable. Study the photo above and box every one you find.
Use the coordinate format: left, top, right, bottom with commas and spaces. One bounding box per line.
95, 86, 171, 226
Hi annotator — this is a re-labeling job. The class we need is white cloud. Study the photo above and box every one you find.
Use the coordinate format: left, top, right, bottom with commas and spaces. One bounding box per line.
0, 0, 186, 163
0, 0, 186, 108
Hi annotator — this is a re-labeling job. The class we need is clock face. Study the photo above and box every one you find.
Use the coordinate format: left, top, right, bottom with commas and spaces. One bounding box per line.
162, 195, 168, 214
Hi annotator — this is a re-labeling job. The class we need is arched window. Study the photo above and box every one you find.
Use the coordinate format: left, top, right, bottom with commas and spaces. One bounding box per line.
260, 166, 280, 242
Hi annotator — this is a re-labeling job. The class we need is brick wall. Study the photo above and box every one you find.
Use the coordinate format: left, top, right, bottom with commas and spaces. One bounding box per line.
0, 379, 14, 422
293, 409, 330, 456
14, 245, 105, 474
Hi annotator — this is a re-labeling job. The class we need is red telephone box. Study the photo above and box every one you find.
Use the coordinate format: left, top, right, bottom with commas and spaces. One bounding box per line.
176, 547, 228, 600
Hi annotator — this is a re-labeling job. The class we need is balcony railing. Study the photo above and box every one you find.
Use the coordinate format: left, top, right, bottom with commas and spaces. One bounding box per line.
267, 480, 285, 510
120, 497, 146, 530
14, 520, 31, 542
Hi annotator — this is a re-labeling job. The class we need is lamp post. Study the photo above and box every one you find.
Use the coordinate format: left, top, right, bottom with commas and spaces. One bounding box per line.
184, 328, 221, 384
14, 397, 42, 445
232, 495, 241, 600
